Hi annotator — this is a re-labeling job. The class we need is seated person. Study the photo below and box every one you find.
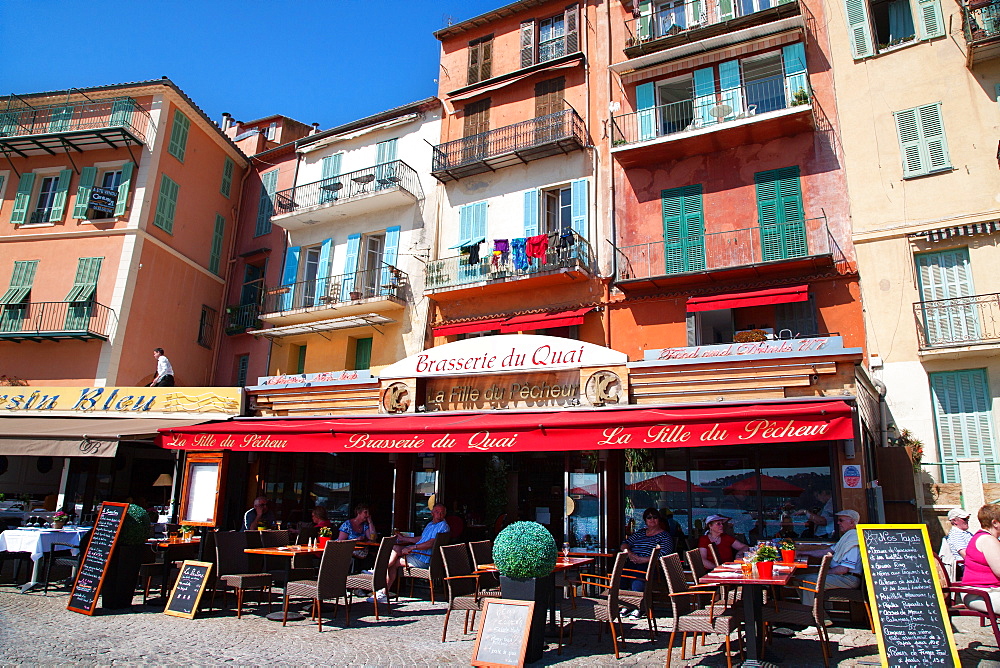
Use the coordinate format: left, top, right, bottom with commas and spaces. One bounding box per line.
621, 507, 674, 596
338, 503, 377, 559
947, 507, 974, 561
797, 509, 862, 605
698, 514, 748, 570
381, 503, 449, 603
311, 506, 332, 529
961, 503, 1000, 613
243, 496, 277, 530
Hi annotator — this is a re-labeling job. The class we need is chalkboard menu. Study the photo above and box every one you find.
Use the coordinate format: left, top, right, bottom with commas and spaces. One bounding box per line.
471, 599, 534, 668
164, 560, 213, 619
67, 502, 127, 615
858, 524, 960, 667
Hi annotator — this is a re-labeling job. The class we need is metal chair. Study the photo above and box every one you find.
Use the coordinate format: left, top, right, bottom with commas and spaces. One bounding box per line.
935, 553, 1000, 648
558, 552, 628, 659
399, 531, 450, 603
282, 539, 356, 631
763, 554, 834, 667
42, 529, 92, 594
213, 531, 273, 618
440, 543, 501, 642
346, 536, 395, 620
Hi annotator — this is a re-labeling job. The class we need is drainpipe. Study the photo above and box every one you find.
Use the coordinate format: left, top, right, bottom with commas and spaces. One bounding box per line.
604, 0, 618, 288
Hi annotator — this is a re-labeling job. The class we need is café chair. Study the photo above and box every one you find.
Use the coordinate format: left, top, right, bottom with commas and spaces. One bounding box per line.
346, 536, 395, 620
558, 551, 628, 659
661, 552, 742, 668
282, 539, 356, 632
468, 540, 499, 591
762, 554, 833, 667
42, 529, 92, 594
399, 531, 450, 603
296, 526, 320, 545
440, 543, 501, 642
213, 531, 273, 619
619, 545, 666, 640
824, 583, 874, 631
935, 554, 1000, 648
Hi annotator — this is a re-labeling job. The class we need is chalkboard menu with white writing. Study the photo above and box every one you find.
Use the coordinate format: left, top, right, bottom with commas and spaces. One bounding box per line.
67, 502, 127, 615
471, 599, 534, 668
858, 524, 959, 667
164, 560, 212, 619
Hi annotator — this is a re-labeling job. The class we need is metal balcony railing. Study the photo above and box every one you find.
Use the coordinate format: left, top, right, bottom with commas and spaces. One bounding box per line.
262, 265, 407, 315
616, 217, 837, 281
426, 231, 594, 291
432, 109, 588, 174
624, 0, 797, 46
913, 293, 1000, 349
0, 97, 150, 144
272, 160, 421, 217
612, 77, 809, 146
0, 301, 113, 339
963, 0, 1000, 44
224, 303, 261, 335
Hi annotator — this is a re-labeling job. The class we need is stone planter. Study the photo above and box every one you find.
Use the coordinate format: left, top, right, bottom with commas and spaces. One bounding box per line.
500, 573, 553, 663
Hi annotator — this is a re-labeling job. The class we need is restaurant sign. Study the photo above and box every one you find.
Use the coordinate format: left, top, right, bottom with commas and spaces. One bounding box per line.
253, 369, 372, 387
0, 387, 243, 419
642, 336, 861, 365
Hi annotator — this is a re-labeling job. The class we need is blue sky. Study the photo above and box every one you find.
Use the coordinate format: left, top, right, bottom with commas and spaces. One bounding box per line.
0, 0, 502, 130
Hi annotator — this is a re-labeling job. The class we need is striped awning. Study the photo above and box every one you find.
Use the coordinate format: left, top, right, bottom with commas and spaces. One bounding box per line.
910, 221, 999, 242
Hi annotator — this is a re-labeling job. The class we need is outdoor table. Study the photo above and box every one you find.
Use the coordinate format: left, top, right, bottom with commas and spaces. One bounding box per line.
477, 557, 596, 632
700, 562, 796, 666
244, 545, 327, 621
0, 526, 91, 593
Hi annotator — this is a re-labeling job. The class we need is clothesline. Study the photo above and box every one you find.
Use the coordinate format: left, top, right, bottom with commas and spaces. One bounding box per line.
459, 229, 577, 268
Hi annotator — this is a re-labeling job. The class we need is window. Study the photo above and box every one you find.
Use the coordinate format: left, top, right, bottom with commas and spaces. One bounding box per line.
240, 262, 266, 306
359, 233, 385, 297
32, 176, 59, 225
299, 245, 323, 307
64, 257, 102, 330
525, 180, 588, 239
235, 354, 250, 387
538, 15, 567, 62
255, 170, 277, 236
661, 184, 705, 274
197, 305, 217, 348
463, 99, 491, 138
221, 157, 234, 198
168, 110, 191, 161
468, 35, 494, 84
544, 186, 572, 235
521, 5, 579, 67
209, 214, 225, 275
14, 170, 71, 226
0, 260, 38, 333
73, 162, 135, 221
295, 344, 307, 374
775, 296, 819, 337
352, 337, 373, 370
931, 368, 1000, 483
894, 103, 950, 178
754, 166, 806, 261
153, 174, 179, 233
843, 0, 944, 59
915, 248, 978, 346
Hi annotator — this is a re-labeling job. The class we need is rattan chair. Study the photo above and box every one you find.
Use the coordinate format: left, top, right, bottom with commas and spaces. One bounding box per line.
214, 530, 273, 618
468, 540, 500, 591
283, 539, 356, 631
558, 552, 627, 659
440, 543, 501, 642
346, 536, 395, 620
763, 554, 833, 667
618, 545, 666, 639
399, 531, 450, 603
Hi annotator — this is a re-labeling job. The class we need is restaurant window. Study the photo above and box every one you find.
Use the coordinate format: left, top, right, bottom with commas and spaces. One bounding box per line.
567, 451, 603, 551
625, 447, 698, 538
467, 35, 493, 85
775, 296, 819, 338
757, 444, 834, 540
197, 305, 217, 348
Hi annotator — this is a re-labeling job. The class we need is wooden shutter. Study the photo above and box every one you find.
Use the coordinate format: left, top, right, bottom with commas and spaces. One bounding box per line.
380, 225, 401, 294
10, 172, 35, 225
754, 166, 806, 261
894, 107, 924, 177
520, 20, 536, 68
917, 0, 945, 39
535, 77, 565, 117
468, 36, 494, 84
661, 184, 705, 274
154, 174, 179, 233
463, 98, 490, 137
523, 190, 539, 237
320, 153, 342, 202
46, 169, 73, 223
844, 0, 875, 58
73, 167, 97, 219
256, 170, 278, 236
718, 60, 742, 120
931, 369, 999, 483
469, 40, 482, 85
115, 162, 134, 217
782, 43, 809, 103
341, 233, 362, 295
221, 157, 234, 198
571, 179, 588, 237
636, 82, 657, 141
110, 99, 133, 127
693, 67, 717, 126
168, 110, 191, 161
209, 214, 225, 275
565, 3, 580, 53
0, 260, 39, 304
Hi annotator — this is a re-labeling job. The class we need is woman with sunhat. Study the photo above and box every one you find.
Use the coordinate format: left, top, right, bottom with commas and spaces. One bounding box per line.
698, 514, 748, 570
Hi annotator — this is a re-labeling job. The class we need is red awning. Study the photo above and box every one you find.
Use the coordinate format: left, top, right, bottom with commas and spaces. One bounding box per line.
158, 400, 854, 454
686, 285, 809, 312
432, 317, 507, 337
723, 474, 804, 496
499, 307, 592, 333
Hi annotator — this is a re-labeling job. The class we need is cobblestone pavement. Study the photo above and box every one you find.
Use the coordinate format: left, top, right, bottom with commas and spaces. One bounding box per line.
1, 583, 999, 666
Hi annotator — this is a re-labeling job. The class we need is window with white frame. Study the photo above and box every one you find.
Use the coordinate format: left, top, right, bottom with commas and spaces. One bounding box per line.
842, 0, 943, 59
538, 15, 567, 62
31, 176, 60, 225
543, 185, 573, 235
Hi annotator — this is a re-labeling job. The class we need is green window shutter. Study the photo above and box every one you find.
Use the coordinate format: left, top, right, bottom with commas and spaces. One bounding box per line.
894, 107, 925, 176
0, 111, 19, 135
48, 169, 73, 222
296, 345, 307, 374
0, 260, 39, 304
64, 257, 103, 301
915, 248, 978, 345
917, 0, 945, 39
718, 0, 735, 21
636, 82, 657, 141
661, 184, 705, 274
843, 0, 875, 58
375, 141, 397, 190
154, 174, 179, 233
109, 99, 134, 127
755, 166, 806, 261
115, 162, 135, 217
320, 153, 342, 203
931, 369, 999, 483
209, 214, 225, 275
167, 110, 191, 161
637, 0, 653, 39
49, 106, 73, 133
376, 139, 397, 164
354, 337, 373, 370
220, 157, 234, 198
918, 103, 951, 172
73, 167, 97, 219
10, 172, 35, 225
255, 170, 278, 236
895, 103, 950, 177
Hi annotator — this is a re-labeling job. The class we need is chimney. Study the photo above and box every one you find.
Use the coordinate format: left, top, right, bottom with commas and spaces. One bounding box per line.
310, 122, 321, 135
220, 112, 232, 131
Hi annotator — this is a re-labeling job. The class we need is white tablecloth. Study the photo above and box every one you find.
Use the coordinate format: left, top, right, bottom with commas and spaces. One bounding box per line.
0, 527, 90, 561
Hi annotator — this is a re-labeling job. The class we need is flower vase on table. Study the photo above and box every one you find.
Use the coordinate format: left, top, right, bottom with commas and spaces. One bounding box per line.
753, 545, 779, 579
318, 527, 333, 548
52, 511, 69, 530
777, 538, 796, 563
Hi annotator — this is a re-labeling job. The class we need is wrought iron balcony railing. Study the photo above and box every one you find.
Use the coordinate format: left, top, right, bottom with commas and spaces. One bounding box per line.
0, 97, 150, 144
431, 109, 588, 181
612, 76, 809, 147
963, 1, 1000, 44
624, 0, 798, 48
913, 293, 1000, 349
224, 303, 261, 335
262, 265, 407, 315
272, 160, 421, 218
0, 301, 113, 340
616, 217, 838, 281
425, 231, 594, 291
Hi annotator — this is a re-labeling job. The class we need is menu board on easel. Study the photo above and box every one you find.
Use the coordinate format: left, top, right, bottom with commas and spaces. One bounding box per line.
164, 560, 213, 619
858, 524, 959, 667
67, 502, 127, 615
178, 451, 227, 527
471, 599, 534, 668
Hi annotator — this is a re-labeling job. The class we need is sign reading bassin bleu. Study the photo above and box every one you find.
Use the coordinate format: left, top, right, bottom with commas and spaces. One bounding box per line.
0, 387, 242, 419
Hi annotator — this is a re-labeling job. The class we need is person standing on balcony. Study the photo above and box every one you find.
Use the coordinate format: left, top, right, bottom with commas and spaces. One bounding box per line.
149, 348, 175, 387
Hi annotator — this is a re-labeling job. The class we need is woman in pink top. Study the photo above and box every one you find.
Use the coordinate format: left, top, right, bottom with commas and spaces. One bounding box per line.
961, 504, 1000, 612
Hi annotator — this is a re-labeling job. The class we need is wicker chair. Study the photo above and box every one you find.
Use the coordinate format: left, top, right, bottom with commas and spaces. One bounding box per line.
399, 531, 450, 603
661, 552, 742, 668
558, 552, 627, 659
282, 539, 356, 631
440, 543, 502, 642
468, 540, 500, 591
824, 582, 874, 631
763, 554, 833, 667
935, 553, 1000, 648
296, 526, 320, 545
618, 545, 666, 639
346, 536, 395, 620
214, 531, 273, 618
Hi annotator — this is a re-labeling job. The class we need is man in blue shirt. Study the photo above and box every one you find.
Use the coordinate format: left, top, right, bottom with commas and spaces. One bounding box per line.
380, 503, 449, 603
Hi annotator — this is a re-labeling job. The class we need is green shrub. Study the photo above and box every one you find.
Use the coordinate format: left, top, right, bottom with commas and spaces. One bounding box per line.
753, 545, 779, 563
119, 503, 152, 546
493, 521, 557, 579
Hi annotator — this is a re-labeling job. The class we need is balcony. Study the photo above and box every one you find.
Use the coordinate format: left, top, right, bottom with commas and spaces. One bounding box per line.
431, 109, 588, 183
914, 293, 1000, 354
224, 303, 262, 335
616, 217, 844, 291
0, 301, 113, 341
260, 265, 407, 326
271, 161, 422, 231
0, 97, 150, 156
612, 78, 813, 165
623, 0, 802, 60
962, 0, 1000, 65
426, 231, 595, 295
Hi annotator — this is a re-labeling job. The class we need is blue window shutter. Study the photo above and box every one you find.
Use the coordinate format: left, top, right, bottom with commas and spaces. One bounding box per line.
317, 238, 333, 299
782, 43, 809, 104
894, 107, 925, 176
523, 190, 539, 236
917, 0, 945, 38
115, 162, 135, 217
915, 248, 977, 345
342, 233, 362, 295
376, 139, 397, 163
48, 169, 73, 222
844, 0, 875, 58
636, 83, 656, 141
473, 201, 487, 239
693, 67, 717, 126
375, 140, 397, 190
11, 173, 35, 225
73, 167, 97, 219
931, 369, 999, 483
918, 103, 951, 172
255, 170, 278, 236
459, 203, 474, 243
718, 60, 743, 120
280, 246, 300, 310
380, 225, 401, 295
570, 179, 588, 237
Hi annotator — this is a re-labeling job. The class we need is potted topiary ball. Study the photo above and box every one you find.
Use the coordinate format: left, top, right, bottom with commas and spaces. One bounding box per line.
102, 503, 152, 610
493, 521, 558, 662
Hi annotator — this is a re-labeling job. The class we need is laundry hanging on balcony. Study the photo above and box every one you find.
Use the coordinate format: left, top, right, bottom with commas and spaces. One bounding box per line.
492, 239, 510, 268
462, 241, 482, 265
511, 238, 529, 270
526, 233, 549, 259
559, 228, 575, 248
